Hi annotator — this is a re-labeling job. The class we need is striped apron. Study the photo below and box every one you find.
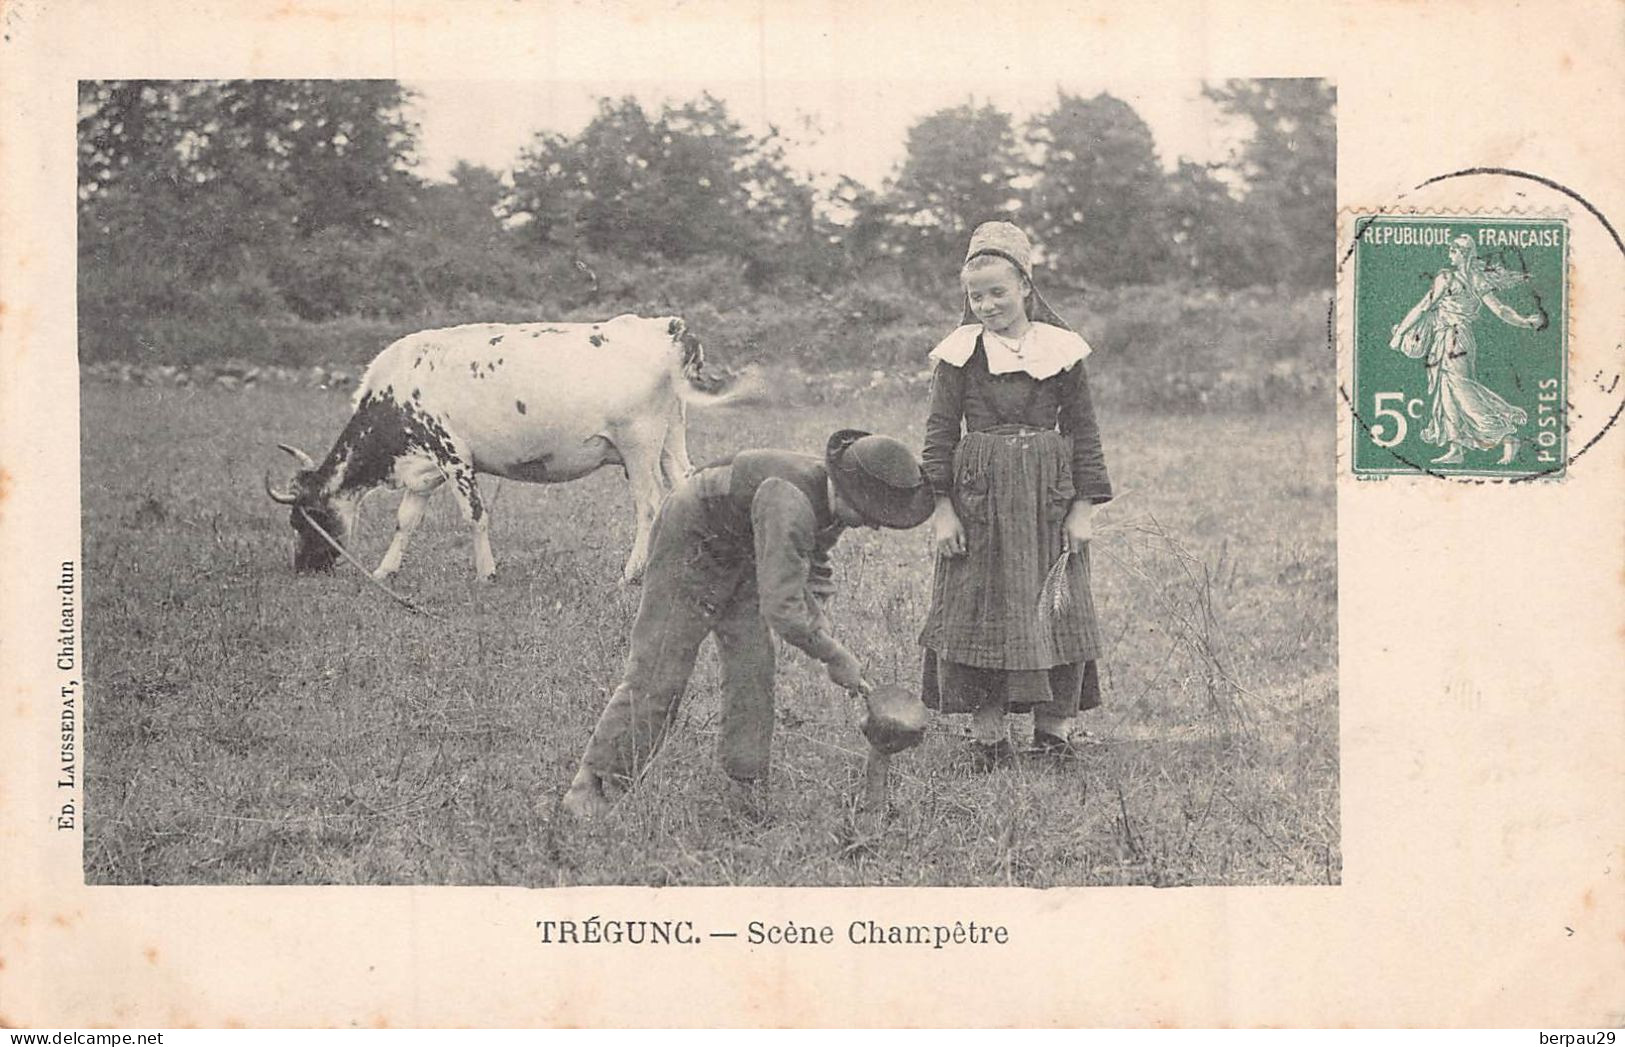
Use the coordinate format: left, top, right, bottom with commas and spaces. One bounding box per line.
919, 425, 1102, 714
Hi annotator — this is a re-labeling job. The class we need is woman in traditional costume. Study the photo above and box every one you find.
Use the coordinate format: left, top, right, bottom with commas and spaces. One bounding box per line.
918, 222, 1112, 768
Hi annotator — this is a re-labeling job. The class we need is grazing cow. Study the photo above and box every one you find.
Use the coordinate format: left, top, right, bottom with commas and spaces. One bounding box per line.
264, 315, 745, 584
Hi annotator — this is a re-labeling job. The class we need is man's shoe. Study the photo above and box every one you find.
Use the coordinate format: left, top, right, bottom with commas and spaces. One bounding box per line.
560, 774, 612, 821
724, 777, 771, 826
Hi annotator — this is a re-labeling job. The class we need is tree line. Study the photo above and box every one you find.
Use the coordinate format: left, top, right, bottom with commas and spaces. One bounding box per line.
78, 79, 1333, 338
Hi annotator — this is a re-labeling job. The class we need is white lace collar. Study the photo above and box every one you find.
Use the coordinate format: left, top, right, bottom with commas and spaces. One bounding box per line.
927, 322, 1091, 380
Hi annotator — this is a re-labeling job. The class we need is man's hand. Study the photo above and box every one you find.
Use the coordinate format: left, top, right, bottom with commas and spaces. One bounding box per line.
826, 647, 871, 695
932, 497, 966, 558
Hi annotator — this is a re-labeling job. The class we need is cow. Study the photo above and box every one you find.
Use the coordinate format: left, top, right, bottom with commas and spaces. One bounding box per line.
264, 314, 747, 584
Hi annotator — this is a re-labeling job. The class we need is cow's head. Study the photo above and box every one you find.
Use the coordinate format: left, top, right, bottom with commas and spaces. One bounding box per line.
264, 443, 348, 572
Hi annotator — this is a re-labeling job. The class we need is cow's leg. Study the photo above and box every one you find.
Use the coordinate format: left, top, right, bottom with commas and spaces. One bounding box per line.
659, 400, 693, 487
439, 444, 497, 582
614, 420, 670, 585
372, 468, 444, 580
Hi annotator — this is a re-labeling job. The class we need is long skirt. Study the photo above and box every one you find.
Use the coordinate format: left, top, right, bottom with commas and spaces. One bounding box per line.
918, 428, 1103, 715
1421, 323, 1528, 449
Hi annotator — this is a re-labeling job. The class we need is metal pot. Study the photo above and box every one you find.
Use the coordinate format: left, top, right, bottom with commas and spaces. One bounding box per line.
860, 682, 928, 755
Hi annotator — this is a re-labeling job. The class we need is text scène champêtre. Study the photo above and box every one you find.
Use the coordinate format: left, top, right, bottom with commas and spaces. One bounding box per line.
1362, 225, 1563, 248
535, 918, 1010, 948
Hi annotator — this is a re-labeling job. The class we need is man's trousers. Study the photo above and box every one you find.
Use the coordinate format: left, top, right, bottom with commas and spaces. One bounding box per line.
572, 483, 778, 788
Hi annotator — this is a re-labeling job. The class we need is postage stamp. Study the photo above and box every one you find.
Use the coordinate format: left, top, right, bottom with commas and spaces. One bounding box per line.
1349, 214, 1569, 478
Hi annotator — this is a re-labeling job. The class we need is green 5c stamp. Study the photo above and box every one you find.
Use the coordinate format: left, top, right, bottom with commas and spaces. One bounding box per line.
1351, 215, 1568, 477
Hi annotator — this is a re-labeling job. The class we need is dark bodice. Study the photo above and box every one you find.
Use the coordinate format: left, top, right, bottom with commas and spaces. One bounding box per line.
922, 339, 1112, 503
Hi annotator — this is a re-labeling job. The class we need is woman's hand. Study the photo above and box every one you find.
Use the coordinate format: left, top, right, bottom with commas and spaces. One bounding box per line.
1525, 310, 1548, 331
932, 497, 966, 558
1063, 501, 1096, 556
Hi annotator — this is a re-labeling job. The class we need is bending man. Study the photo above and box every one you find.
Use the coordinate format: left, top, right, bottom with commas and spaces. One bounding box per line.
562, 429, 934, 819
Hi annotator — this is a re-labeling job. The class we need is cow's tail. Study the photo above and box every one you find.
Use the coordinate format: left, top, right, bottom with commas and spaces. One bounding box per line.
673, 324, 766, 407
676, 361, 767, 407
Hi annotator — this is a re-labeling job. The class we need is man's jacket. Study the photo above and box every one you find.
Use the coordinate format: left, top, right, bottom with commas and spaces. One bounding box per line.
691, 450, 845, 663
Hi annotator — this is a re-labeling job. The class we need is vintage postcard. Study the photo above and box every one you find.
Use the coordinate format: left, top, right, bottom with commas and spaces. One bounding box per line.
1, 0, 1622, 1030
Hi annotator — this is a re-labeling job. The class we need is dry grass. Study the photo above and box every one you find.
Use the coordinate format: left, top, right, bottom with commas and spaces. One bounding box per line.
81, 381, 1337, 886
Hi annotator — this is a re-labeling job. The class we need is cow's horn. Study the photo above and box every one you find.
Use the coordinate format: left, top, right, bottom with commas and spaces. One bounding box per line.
264, 468, 297, 505
277, 443, 316, 469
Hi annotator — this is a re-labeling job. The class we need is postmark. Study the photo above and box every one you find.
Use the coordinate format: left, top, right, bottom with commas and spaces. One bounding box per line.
1348, 214, 1569, 478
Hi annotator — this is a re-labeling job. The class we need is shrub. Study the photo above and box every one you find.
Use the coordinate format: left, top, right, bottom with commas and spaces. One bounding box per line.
80, 224, 1330, 412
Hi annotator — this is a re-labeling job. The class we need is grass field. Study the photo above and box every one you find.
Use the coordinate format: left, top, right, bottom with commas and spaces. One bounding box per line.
81, 380, 1338, 887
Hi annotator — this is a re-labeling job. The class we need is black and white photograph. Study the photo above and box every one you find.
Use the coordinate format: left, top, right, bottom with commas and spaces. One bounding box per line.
4, 0, 1622, 1031
75, 73, 1337, 888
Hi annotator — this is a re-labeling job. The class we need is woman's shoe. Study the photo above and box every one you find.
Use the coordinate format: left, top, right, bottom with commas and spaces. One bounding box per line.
969, 739, 1014, 773
1497, 436, 1520, 465
1030, 728, 1101, 759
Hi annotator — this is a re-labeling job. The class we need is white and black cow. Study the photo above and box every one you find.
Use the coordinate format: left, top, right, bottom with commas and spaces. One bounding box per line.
265, 315, 745, 584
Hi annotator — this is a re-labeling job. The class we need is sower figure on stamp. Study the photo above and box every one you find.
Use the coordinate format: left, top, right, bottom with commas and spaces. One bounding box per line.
1389, 234, 1547, 466
561, 430, 934, 820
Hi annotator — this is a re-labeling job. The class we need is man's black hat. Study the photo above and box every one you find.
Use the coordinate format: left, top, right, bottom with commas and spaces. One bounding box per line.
826, 429, 934, 530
